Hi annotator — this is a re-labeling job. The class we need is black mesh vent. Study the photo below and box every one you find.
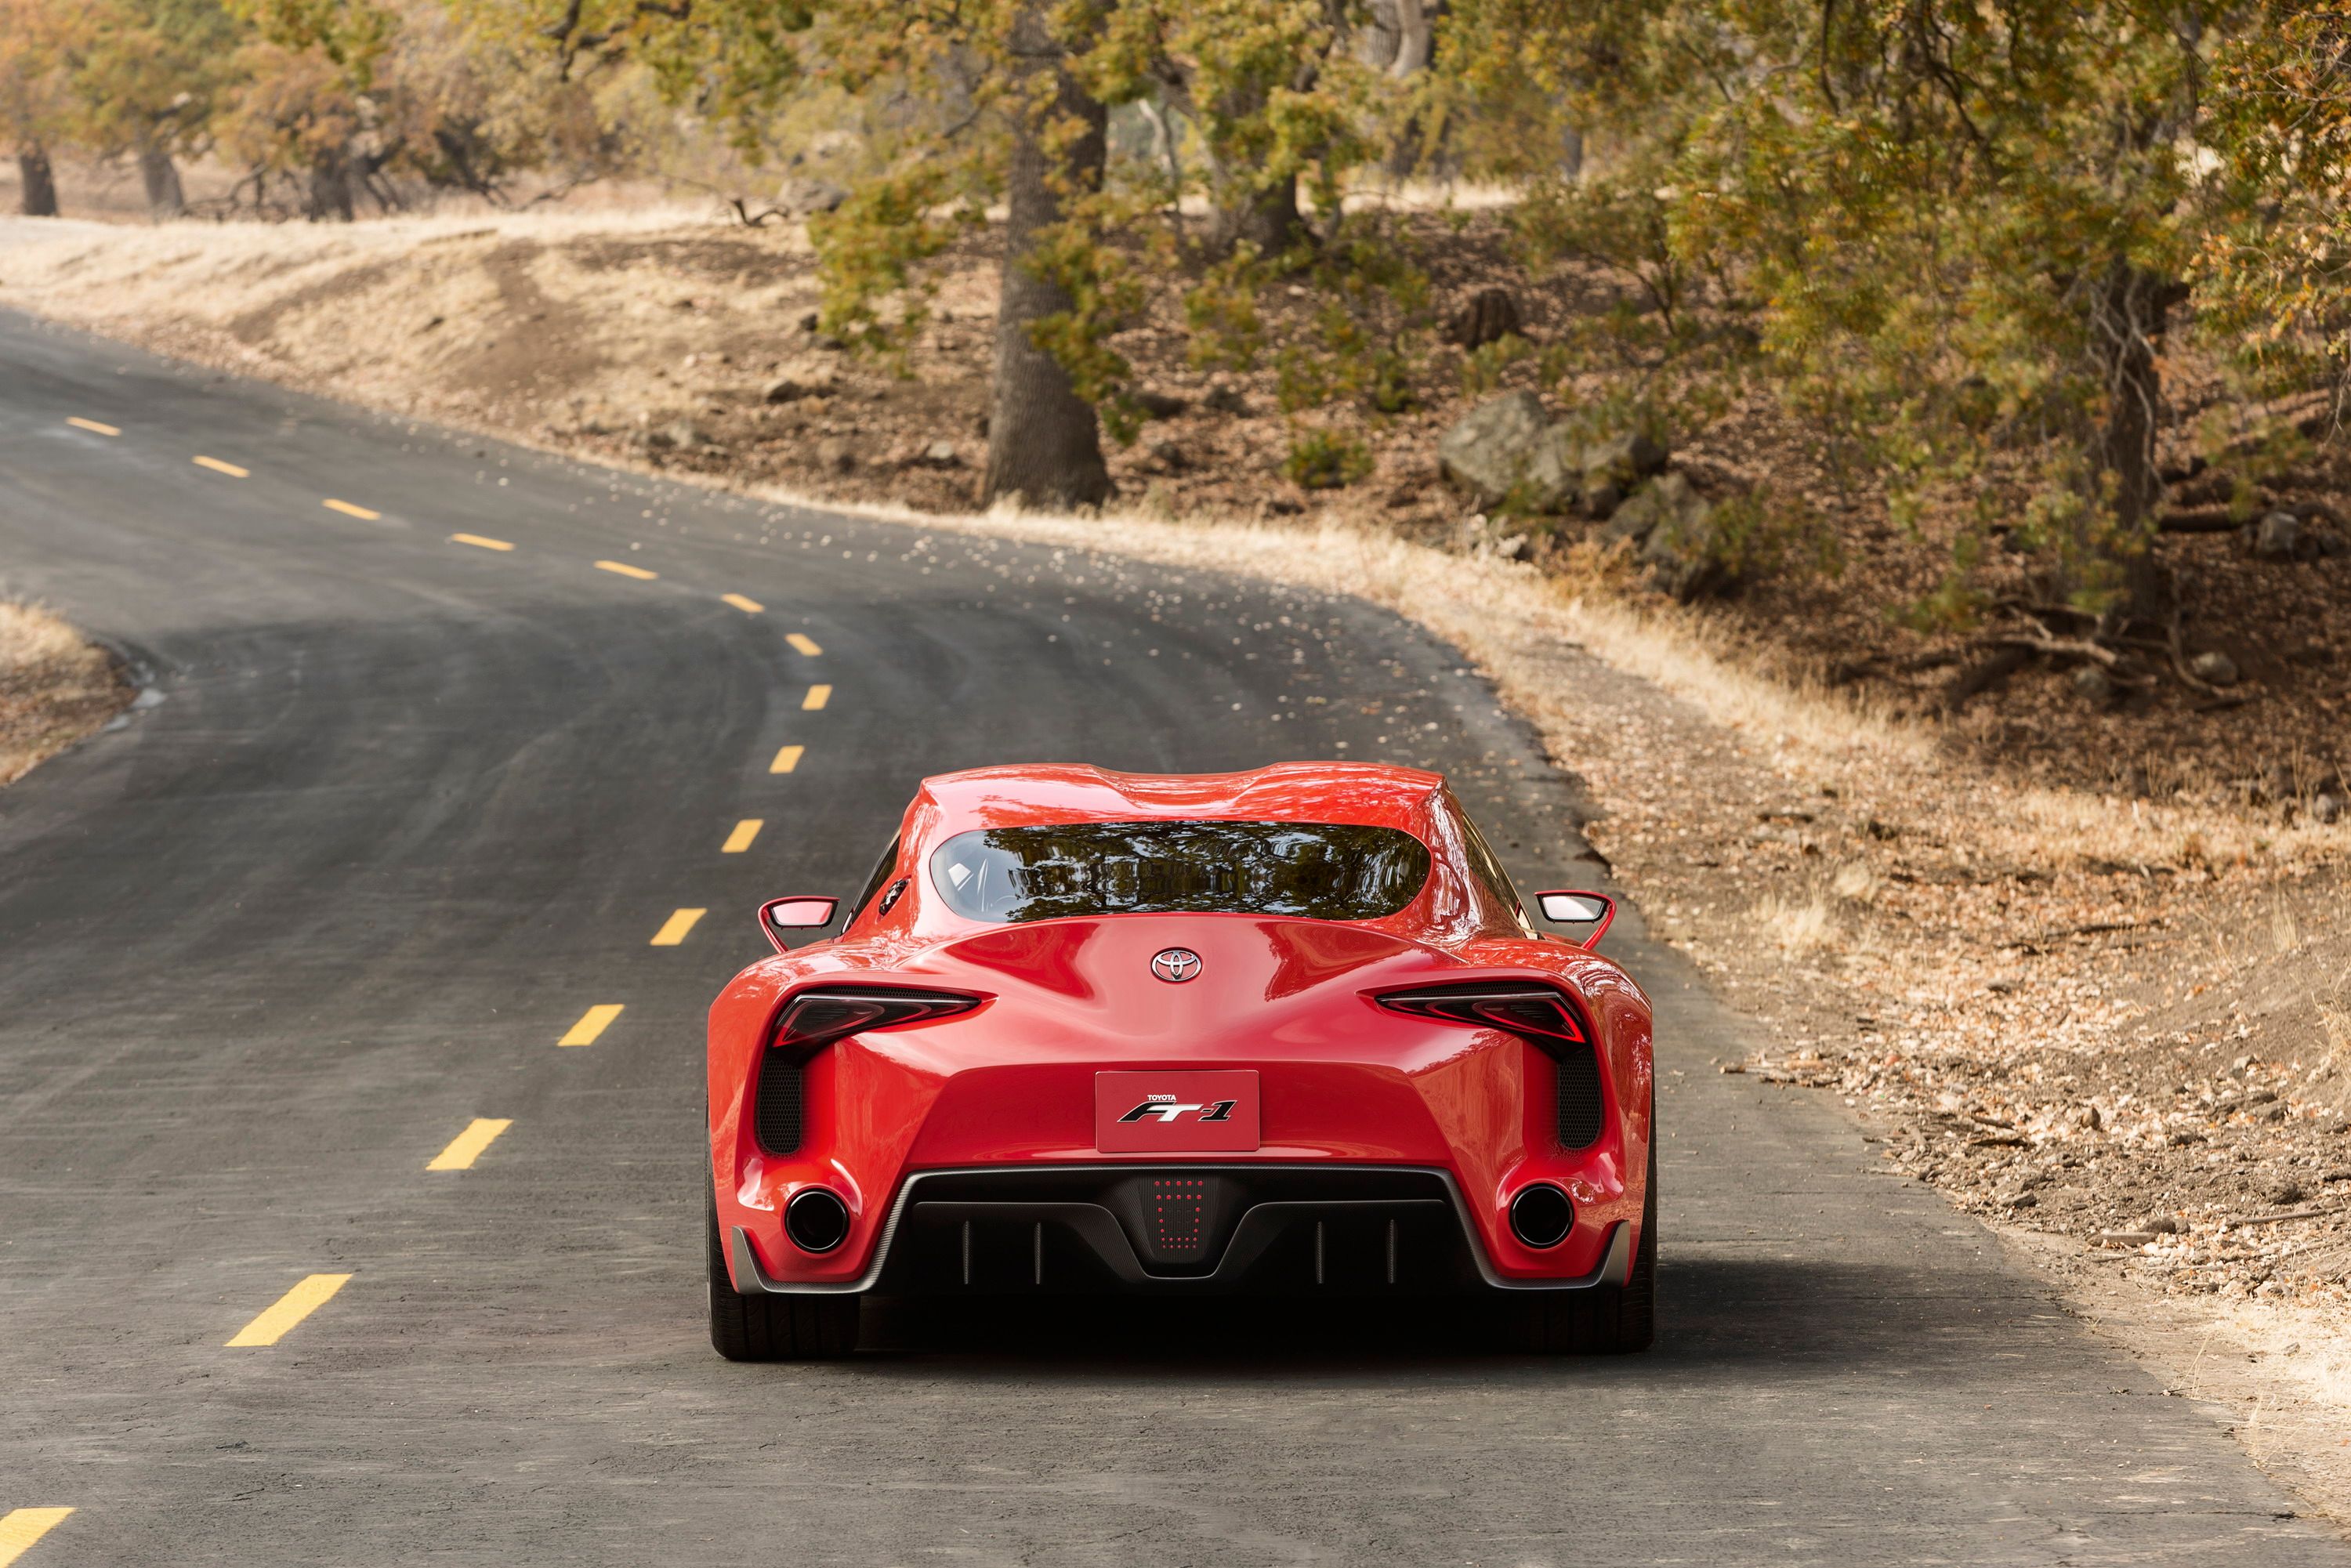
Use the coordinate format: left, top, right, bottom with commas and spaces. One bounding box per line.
755, 1054, 804, 1153
1555, 1041, 1604, 1149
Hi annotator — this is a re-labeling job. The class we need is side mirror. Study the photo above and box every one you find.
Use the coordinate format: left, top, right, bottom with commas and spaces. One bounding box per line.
1533, 889, 1615, 948
758, 896, 839, 954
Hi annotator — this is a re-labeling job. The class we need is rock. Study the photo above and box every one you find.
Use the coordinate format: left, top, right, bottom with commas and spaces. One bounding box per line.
2314, 792, 2342, 825
661, 417, 708, 451
2142, 1214, 2182, 1233
919, 440, 960, 468
763, 359, 840, 402
2189, 650, 2240, 686
1131, 389, 1188, 419
814, 438, 855, 473
2252, 509, 2305, 561
2269, 1180, 2307, 1205
1438, 392, 1575, 511
1600, 472, 1735, 600
1148, 440, 1186, 473
1203, 384, 1248, 416
1571, 427, 1670, 507
796, 310, 820, 332
1447, 286, 1523, 350
1999, 1189, 2038, 1210
777, 176, 847, 216
2073, 1103, 2102, 1130
2070, 664, 2117, 706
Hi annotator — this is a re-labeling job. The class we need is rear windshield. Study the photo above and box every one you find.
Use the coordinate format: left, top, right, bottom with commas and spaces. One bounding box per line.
928, 820, 1432, 924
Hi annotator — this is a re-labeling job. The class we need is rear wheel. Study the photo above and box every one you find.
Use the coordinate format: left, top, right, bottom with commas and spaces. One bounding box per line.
1509, 1136, 1657, 1355
707, 1166, 860, 1361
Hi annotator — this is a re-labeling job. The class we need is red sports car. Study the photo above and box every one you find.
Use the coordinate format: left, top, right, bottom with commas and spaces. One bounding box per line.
705, 762, 1655, 1357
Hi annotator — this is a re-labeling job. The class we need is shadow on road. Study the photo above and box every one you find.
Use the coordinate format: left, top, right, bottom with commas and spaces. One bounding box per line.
845, 1254, 2038, 1379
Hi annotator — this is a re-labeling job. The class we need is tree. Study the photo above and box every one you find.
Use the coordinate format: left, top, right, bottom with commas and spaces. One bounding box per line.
0, 0, 79, 215
1445, 0, 2296, 623
459, 0, 1426, 511
65, 0, 244, 216
2197, 1, 2351, 416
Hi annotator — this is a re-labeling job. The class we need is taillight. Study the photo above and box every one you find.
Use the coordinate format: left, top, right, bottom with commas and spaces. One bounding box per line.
1375, 983, 1590, 1052
768, 987, 982, 1057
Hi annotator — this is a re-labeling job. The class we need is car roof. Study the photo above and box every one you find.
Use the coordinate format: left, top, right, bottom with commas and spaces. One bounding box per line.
907, 762, 1450, 841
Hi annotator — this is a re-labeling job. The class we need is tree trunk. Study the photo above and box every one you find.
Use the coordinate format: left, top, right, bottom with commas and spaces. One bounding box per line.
305, 146, 357, 223
2081, 264, 2190, 621
136, 142, 183, 219
17, 146, 58, 217
981, 17, 1112, 512
1212, 175, 1303, 259
1205, 79, 1305, 259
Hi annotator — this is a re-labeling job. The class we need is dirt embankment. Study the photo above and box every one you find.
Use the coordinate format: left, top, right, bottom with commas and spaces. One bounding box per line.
6, 205, 2351, 1519
0, 600, 133, 784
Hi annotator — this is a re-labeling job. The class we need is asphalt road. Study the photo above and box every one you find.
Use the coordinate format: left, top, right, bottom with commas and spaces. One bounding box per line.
0, 307, 2340, 1567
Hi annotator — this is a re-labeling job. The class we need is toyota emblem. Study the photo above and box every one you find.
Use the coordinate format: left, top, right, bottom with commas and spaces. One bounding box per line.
1150, 947, 1203, 983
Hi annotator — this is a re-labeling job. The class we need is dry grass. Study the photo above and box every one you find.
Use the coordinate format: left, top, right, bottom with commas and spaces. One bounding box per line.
1751, 892, 1839, 954
0, 601, 131, 784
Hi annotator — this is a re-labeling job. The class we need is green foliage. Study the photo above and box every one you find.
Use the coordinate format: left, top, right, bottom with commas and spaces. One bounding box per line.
1458, 331, 1530, 397
1284, 426, 1371, 490
806, 162, 977, 362
1439, 0, 2334, 613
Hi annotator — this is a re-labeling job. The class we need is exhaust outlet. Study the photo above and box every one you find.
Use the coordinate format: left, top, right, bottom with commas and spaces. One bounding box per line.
784, 1187, 852, 1254
1509, 1183, 1574, 1249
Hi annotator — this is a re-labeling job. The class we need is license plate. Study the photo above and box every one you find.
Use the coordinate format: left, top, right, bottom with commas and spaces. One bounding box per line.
1094, 1070, 1261, 1153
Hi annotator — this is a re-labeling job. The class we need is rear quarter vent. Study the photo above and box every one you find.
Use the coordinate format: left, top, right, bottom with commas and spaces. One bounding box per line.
1555, 1041, 1604, 1149
755, 1056, 804, 1153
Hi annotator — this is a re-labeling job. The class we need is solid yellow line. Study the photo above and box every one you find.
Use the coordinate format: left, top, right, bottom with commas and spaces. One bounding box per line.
722, 818, 763, 853
226, 1273, 351, 1348
426, 1117, 513, 1171
0, 1510, 74, 1567
722, 593, 763, 614
769, 744, 804, 775
193, 455, 249, 478
323, 498, 380, 520
802, 684, 832, 711
451, 533, 515, 552
596, 559, 657, 581
650, 907, 707, 947
66, 417, 119, 436
784, 632, 822, 657
560, 1003, 624, 1046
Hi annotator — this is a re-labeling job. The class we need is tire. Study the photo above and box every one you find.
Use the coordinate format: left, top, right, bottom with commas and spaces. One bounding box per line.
1509, 1135, 1657, 1355
707, 1165, 860, 1361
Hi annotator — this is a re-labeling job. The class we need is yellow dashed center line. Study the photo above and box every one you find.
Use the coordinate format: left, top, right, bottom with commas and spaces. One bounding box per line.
785, 632, 823, 657
226, 1273, 352, 1348
560, 1004, 625, 1046
769, 744, 805, 775
0, 1509, 74, 1567
323, 498, 380, 520
65, 417, 119, 436
722, 818, 763, 853
193, 456, 249, 478
426, 1117, 513, 1171
596, 559, 657, 581
802, 684, 832, 711
451, 533, 515, 552
650, 907, 707, 947
722, 593, 764, 614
